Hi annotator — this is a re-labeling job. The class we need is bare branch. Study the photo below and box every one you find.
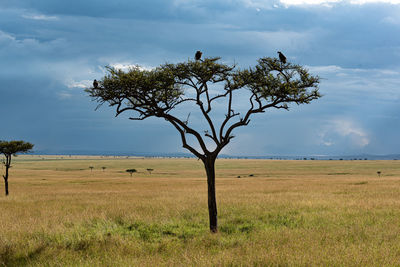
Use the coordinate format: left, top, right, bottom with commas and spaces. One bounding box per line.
162, 113, 210, 155
165, 117, 205, 160
128, 117, 147, 121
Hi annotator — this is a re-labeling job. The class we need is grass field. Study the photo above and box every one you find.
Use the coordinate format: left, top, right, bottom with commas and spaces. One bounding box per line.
1, 156, 400, 266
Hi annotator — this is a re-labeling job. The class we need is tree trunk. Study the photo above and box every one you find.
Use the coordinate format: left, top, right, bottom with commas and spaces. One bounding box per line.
3, 165, 9, 196
204, 156, 218, 233
4, 177, 8, 196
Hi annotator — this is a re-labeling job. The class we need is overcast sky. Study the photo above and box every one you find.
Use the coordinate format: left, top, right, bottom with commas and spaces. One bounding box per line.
0, 0, 399, 156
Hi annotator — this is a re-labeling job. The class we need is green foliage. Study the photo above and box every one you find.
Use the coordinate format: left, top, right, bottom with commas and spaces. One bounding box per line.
162, 57, 234, 84
86, 55, 320, 122
86, 65, 184, 117
239, 58, 320, 106
0, 140, 34, 157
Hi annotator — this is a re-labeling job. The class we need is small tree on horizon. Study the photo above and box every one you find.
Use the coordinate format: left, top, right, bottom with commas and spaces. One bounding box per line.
126, 169, 137, 177
0, 140, 34, 196
86, 55, 320, 232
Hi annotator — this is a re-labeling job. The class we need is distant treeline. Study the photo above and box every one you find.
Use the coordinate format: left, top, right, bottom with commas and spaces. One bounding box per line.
30, 151, 400, 161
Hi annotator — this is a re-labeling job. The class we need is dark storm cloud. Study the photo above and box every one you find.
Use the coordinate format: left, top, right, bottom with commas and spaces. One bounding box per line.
0, 0, 240, 23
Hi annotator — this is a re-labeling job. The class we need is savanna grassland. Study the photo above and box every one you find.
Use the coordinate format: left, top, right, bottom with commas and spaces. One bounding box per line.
1, 156, 400, 266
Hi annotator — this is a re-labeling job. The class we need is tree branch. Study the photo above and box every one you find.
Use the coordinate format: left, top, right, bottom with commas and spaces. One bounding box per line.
222, 98, 284, 144
167, 119, 204, 159
195, 83, 220, 146
162, 113, 210, 155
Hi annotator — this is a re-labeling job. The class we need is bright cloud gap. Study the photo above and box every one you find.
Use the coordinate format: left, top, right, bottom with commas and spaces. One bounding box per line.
21, 14, 58, 21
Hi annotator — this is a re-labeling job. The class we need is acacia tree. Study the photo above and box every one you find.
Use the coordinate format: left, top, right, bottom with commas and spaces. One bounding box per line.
0, 140, 34, 196
126, 169, 137, 177
86, 56, 320, 232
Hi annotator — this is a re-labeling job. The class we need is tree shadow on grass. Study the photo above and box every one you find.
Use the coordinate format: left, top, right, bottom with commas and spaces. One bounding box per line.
1, 244, 46, 267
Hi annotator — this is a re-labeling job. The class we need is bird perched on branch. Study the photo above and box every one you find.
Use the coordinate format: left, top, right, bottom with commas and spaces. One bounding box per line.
195, 50, 202, 61
93, 79, 98, 89
277, 51, 287, 64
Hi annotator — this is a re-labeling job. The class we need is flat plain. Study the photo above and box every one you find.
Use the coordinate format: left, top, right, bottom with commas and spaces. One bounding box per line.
1, 156, 400, 266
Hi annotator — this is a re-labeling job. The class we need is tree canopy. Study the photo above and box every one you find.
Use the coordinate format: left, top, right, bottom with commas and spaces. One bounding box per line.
86, 57, 319, 160
0, 140, 34, 157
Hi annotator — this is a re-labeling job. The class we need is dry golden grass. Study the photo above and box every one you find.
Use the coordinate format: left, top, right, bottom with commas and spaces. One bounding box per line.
1, 156, 400, 266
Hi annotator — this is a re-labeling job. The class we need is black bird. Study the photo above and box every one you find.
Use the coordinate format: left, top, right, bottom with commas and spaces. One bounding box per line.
277, 51, 287, 64
195, 50, 202, 61
93, 79, 98, 89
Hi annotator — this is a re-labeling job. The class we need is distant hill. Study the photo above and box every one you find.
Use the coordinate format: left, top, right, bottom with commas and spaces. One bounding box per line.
31, 150, 400, 160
